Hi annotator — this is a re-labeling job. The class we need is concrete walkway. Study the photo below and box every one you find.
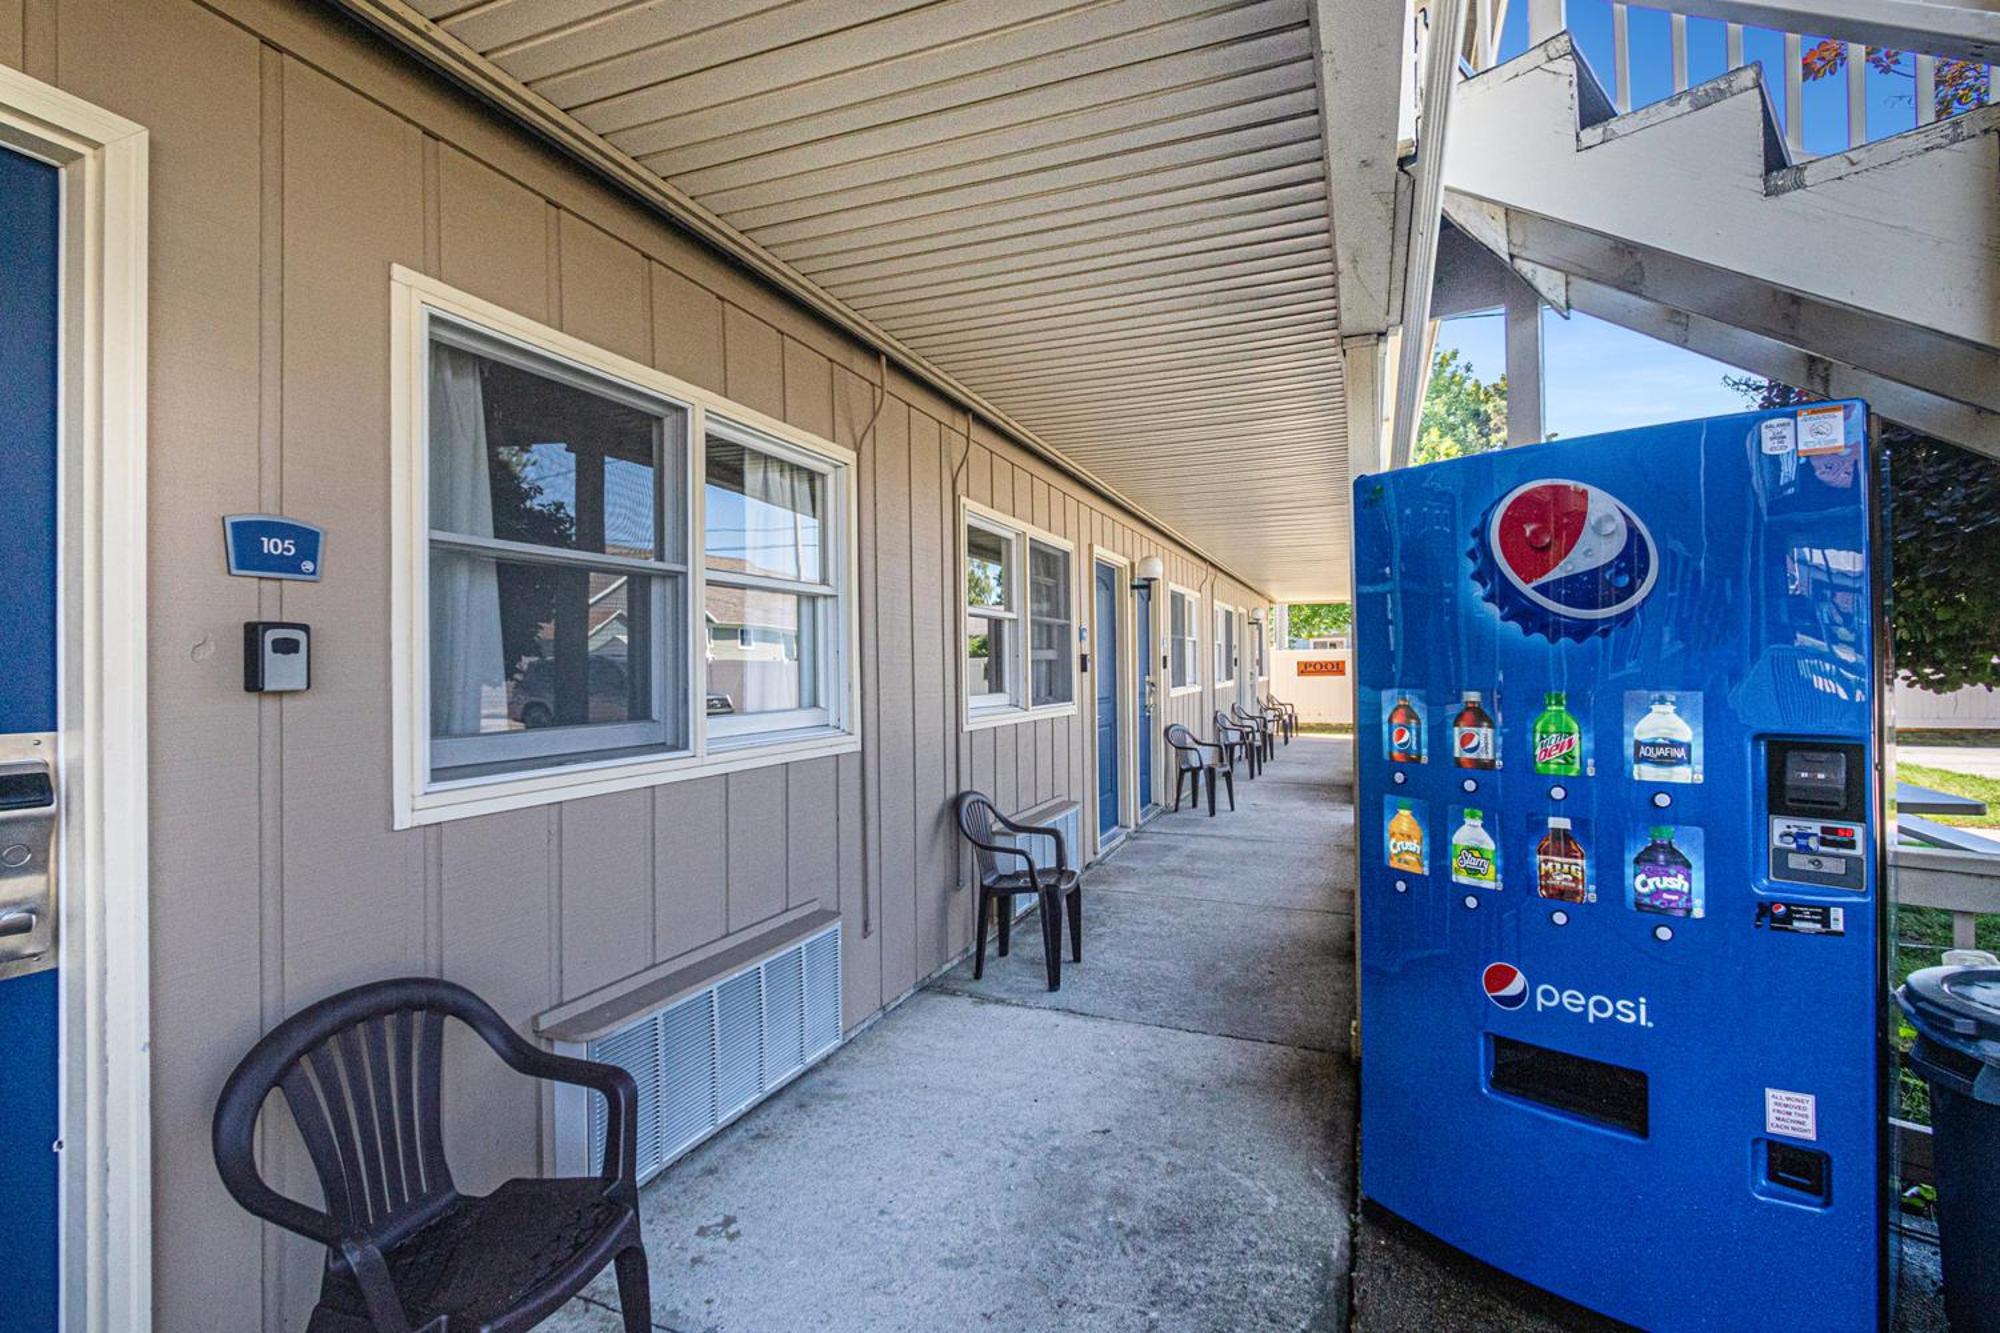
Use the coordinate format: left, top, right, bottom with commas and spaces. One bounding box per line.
551, 734, 1357, 1333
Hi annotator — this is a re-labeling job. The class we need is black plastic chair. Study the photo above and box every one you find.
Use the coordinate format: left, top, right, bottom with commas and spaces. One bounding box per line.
954, 792, 1082, 991
1166, 723, 1235, 815
1215, 709, 1261, 779
1232, 702, 1277, 764
1265, 694, 1298, 744
213, 977, 650, 1333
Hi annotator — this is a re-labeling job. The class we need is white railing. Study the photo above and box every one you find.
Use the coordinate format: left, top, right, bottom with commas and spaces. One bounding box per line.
1484, 0, 1996, 157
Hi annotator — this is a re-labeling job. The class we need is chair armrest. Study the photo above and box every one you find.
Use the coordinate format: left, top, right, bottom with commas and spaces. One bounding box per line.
478, 1026, 642, 1200
993, 812, 1069, 875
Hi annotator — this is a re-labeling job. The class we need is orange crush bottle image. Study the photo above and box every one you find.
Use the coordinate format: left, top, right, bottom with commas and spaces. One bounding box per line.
1388, 802, 1426, 874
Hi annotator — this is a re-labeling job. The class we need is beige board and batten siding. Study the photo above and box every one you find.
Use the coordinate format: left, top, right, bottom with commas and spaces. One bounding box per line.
0, 0, 1270, 1328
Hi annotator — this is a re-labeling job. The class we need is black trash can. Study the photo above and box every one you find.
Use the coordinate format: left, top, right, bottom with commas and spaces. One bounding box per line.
1898, 964, 2000, 1333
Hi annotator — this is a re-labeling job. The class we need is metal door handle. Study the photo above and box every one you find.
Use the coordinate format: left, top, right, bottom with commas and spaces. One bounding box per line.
0, 910, 37, 938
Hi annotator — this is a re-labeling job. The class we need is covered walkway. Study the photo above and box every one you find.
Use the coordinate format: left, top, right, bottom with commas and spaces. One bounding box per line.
553, 736, 1357, 1332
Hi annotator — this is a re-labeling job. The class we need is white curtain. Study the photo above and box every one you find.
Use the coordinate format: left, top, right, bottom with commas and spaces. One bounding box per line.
736, 448, 816, 713
740, 447, 817, 581
428, 346, 507, 737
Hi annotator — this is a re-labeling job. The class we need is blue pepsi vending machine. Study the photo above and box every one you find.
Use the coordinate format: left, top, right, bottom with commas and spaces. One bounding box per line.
1354, 402, 1889, 1331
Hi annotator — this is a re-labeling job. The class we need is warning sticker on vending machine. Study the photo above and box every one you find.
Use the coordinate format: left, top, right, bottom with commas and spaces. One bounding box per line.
1764, 1088, 1819, 1141
1796, 404, 1848, 456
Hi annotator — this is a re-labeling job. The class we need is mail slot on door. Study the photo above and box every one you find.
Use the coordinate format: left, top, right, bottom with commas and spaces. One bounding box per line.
0, 737, 58, 980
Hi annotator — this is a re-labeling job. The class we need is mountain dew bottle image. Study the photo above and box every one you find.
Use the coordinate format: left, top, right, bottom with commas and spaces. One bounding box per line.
1450, 809, 1498, 889
1532, 692, 1583, 776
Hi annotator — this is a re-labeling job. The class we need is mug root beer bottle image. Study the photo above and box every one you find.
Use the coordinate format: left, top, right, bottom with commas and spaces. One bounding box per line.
1537, 816, 1588, 902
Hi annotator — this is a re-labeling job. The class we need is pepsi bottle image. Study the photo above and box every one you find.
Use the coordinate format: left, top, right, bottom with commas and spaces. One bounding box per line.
1632, 827, 1696, 917
1387, 695, 1424, 763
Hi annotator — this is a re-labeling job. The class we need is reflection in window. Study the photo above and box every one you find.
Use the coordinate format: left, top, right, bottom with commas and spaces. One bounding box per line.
966, 526, 1008, 611
1029, 541, 1073, 707
427, 333, 686, 776
703, 421, 836, 738
704, 436, 822, 582
1171, 589, 1199, 689
704, 585, 819, 716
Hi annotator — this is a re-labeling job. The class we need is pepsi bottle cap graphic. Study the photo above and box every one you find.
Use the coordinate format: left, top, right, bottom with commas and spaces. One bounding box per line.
1471, 478, 1659, 641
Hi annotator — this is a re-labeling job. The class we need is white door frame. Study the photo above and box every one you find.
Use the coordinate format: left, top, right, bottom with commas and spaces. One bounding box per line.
0, 64, 151, 1333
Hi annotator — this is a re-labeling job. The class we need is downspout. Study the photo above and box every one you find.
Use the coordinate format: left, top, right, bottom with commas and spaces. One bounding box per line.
857, 352, 887, 939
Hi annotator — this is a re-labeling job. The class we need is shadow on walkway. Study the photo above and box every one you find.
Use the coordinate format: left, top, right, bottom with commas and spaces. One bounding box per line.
552, 734, 1356, 1333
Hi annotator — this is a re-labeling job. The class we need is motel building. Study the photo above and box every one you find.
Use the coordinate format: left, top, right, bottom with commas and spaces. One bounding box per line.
1, 1, 1996, 1330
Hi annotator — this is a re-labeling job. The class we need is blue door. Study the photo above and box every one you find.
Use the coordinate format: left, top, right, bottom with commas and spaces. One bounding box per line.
1135, 584, 1154, 812
0, 142, 63, 1328
1094, 562, 1121, 840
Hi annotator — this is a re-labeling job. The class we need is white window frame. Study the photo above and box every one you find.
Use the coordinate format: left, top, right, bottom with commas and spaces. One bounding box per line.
702, 415, 842, 744
390, 267, 859, 828
959, 497, 1078, 730
1253, 608, 1268, 681
1168, 584, 1201, 697
1215, 600, 1237, 690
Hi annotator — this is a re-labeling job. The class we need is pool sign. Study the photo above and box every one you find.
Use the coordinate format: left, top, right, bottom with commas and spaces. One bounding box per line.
224, 515, 325, 581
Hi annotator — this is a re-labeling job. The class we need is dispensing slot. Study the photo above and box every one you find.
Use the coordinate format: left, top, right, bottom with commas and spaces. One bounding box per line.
1488, 1035, 1650, 1138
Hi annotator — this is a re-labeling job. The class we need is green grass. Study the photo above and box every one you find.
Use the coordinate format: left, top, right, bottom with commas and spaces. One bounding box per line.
1899, 729, 2000, 748
1294, 722, 1353, 735
1896, 761, 2000, 829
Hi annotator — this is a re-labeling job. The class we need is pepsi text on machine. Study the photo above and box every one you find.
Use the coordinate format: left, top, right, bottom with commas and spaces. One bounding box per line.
1482, 962, 1654, 1028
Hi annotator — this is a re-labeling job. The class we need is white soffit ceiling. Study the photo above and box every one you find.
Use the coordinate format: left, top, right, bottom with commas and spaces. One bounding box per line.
409, 0, 1350, 599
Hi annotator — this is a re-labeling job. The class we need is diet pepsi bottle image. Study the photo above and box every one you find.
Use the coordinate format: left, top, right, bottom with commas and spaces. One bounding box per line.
1632, 827, 1696, 917
1536, 816, 1588, 902
1387, 695, 1424, 763
1632, 692, 1696, 782
1452, 691, 1497, 769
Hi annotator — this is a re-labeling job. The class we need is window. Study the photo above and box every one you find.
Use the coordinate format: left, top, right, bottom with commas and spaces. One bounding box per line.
1029, 541, 1073, 707
965, 519, 1016, 708
1216, 604, 1238, 688
395, 269, 857, 826
426, 322, 689, 778
962, 503, 1075, 724
703, 421, 837, 740
1169, 587, 1200, 692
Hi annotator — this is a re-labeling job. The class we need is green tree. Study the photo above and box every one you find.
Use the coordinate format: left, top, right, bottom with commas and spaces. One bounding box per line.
1286, 602, 1352, 641
1414, 347, 1507, 464
1726, 375, 2000, 693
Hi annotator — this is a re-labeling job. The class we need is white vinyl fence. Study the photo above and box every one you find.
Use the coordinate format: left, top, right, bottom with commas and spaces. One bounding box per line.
1272, 650, 1355, 726
1896, 681, 2000, 730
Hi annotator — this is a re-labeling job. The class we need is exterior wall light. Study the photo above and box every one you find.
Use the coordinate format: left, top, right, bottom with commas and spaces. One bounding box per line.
1132, 555, 1164, 591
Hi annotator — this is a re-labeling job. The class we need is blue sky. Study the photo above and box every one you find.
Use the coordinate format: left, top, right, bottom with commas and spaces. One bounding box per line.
1433, 309, 1751, 440
1446, 0, 1970, 438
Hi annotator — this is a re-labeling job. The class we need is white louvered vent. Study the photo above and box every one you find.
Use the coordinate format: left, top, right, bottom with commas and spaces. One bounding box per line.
584, 920, 841, 1186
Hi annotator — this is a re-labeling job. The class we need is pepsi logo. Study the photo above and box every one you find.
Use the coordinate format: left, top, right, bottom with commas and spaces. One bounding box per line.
1482, 962, 1528, 1010
1474, 480, 1658, 640
1391, 724, 1417, 750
